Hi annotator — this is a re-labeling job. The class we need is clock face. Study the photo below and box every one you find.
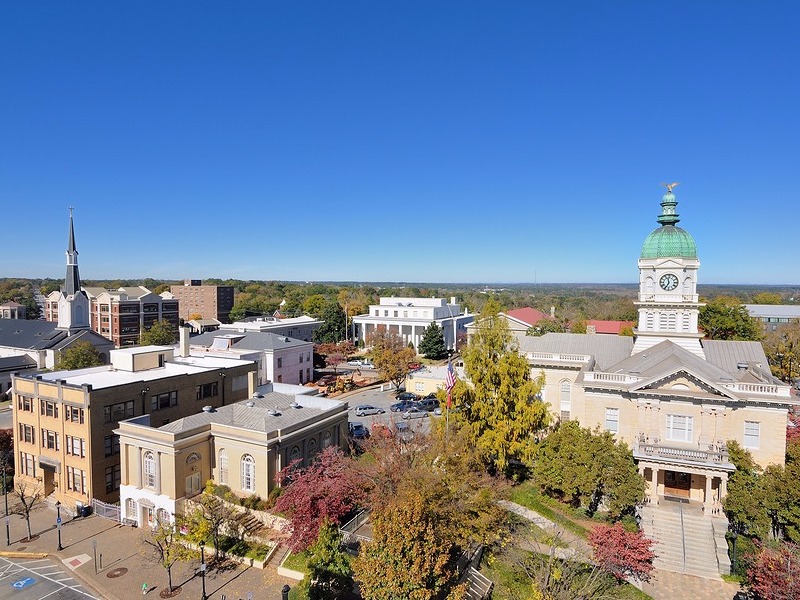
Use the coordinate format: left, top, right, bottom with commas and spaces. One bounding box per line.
660, 274, 679, 291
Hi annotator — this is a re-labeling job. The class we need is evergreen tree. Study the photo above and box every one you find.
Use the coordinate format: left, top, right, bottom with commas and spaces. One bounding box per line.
56, 341, 104, 369
454, 299, 549, 475
313, 299, 346, 343
307, 522, 354, 600
418, 322, 447, 359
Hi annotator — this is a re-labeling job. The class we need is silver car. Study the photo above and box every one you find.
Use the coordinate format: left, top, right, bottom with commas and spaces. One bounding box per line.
402, 407, 429, 420
354, 404, 385, 417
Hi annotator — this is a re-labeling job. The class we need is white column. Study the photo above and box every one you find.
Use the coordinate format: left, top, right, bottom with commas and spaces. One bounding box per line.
704, 474, 713, 513
154, 451, 161, 496
134, 447, 142, 487
719, 473, 728, 501
650, 467, 659, 505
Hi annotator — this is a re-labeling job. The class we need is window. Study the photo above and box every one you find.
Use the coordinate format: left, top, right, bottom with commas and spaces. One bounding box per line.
308, 438, 318, 456
299, 370, 303, 383
126, 498, 137, 520
67, 466, 87, 494
195, 382, 218, 400
299, 354, 303, 364
151, 391, 177, 411
18, 424, 35, 445
40, 400, 58, 418
104, 400, 134, 423
605, 408, 619, 433
104, 435, 120, 457
17, 396, 33, 412
241, 454, 255, 492
67, 435, 86, 457
143, 451, 157, 488
744, 421, 761, 449
666, 414, 693, 443
415, 382, 424, 392
105, 464, 121, 493
322, 431, 332, 449
277, 357, 283, 368
290, 446, 301, 464
65, 406, 85, 423
559, 380, 571, 421
41, 429, 60, 450
19, 452, 36, 477
307, 352, 311, 362
218, 449, 228, 485
393, 311, 398, 317
306, 368, 311, 382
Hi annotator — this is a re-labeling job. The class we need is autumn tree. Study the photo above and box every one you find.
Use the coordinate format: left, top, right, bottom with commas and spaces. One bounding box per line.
747, 541, 800, 600
314, 299, 347, 344
274, 447, 367, 552
752, 292, 783, 305
525, 319, 567, 336
588, 522, 656, 582
418, 323, 447, 359
184, 480, 239, 560
534, 421, 645, 518
699, 296, 762, 341
316, 341, 356, 374
139, 320, 176, 345
143, 515, 195, 594
0, 429, 12, 492
762, 323, 800, 382
306, 521, 354, 600
353, 491, 466, 600
368, 329, 416, 391
454, 299, 549, 475
56, 341, 104, 370
12, 481, 42, 541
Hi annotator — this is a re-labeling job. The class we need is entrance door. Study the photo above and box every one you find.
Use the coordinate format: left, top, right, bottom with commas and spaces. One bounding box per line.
664, 470, 691, 498
185, 473, 201, 497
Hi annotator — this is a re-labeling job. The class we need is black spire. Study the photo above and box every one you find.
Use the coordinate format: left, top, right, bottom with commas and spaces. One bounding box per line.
64, 208, 81, 296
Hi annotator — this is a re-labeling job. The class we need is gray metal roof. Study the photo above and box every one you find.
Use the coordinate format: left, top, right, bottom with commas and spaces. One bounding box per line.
159, 392, 342, 434
516, 332, 634, 371
0, 354, 37, 371
745, 304, 800, 319
702, 340, 770, 375
0, 320, 68, 350
606, 340, 734, 383
190, 330, 310, 351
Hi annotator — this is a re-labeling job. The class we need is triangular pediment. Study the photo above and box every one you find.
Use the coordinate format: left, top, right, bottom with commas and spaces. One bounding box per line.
635, 370, 727, 396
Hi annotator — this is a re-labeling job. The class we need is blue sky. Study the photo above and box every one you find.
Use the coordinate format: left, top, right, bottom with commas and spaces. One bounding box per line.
1, 2, 798, 284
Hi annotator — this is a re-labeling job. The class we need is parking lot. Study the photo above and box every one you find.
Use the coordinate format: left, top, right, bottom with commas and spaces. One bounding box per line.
0, 556, 99, 600
344, 385, 441, 439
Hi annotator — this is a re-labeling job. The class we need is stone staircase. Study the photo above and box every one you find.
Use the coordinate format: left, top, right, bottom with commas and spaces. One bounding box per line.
640, 500, 724, 579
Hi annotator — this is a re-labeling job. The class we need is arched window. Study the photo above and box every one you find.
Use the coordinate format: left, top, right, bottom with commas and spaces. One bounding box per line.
307, 438, 318, 457
241, 454, 255, 493
559, 380, 571, 421
322, 431, 332, 449
645, 277, 654, 295
143, 451, 156, 489
186, 452, 201, 465
126, 498, 137, 520
682, 277, 692, 295
289, 445, 301, 465
218, 449, 228, 485
156, 508, 170, 525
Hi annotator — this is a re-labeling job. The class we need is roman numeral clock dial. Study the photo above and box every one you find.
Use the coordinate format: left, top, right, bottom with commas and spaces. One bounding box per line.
659, 274, 679, 291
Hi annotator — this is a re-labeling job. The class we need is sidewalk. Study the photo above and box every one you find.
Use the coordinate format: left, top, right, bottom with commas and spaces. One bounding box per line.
3, 503, 296, 599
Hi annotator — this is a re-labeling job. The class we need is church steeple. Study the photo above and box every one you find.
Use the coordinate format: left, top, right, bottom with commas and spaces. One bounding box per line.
65, 208, 81, 296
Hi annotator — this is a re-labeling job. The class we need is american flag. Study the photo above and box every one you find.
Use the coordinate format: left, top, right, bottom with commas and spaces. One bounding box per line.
445, 359, 457, 408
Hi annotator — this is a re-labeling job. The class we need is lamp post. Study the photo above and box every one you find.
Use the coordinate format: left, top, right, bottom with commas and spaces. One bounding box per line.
199, 540, 207, 600
281, 584, 291, 600
219, 371, 226, 406
3, 460, 9, 546
55, 501, 63, 551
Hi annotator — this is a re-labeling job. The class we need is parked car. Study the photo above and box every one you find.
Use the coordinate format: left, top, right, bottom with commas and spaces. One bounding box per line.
316, 374, 338, 386
354, 404, 385, 417
416, 398, 440, 412
402, 407, 429, 420
395, 421, 414, 442
348, 421, 370, 439
390, 399, 417, 413
395, 391, 418, 402
347, 359, 364, 366
360, 361, 375, 369
407, 362, 422, 371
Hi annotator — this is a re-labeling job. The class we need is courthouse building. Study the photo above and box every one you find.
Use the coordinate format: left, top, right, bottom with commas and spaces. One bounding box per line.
519, 189, 796, 513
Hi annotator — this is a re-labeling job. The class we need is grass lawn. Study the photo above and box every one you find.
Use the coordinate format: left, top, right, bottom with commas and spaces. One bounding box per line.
282, 550, 311, 574
509, 481, 592, 538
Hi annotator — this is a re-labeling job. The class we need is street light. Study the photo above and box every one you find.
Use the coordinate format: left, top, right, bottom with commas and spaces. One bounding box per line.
55, 501, 63, 551
3, 461, 9, 546
282, 584, 291, 600
199, 540, 207, 600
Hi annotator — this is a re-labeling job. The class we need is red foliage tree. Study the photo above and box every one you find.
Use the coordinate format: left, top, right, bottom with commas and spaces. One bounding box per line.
316, 341, 355, 374
588, 522, 656, 582
748, 542, 800, 600
274, 446, 367, 551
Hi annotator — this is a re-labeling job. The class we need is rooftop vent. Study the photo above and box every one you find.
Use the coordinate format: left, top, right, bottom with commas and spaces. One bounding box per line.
252, 392, 263, 398
202, 405, 214, 413
245, 400, 255, 408
290, 401, 301, 409
737, 362, 748, 370
269, 407, 280, 416
284, 337, 290, 342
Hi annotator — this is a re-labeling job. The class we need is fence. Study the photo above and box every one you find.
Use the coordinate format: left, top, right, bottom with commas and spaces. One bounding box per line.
91, 498, 121, 523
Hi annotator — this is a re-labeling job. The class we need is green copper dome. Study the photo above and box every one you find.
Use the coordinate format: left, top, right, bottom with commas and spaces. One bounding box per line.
640, 189, 698, 259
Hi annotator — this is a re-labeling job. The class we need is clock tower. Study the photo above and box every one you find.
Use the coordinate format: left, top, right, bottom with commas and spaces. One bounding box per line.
631, 187, 705, 358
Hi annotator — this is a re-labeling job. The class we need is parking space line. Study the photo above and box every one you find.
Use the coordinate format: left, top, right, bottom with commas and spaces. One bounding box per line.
0, 557, 99, 599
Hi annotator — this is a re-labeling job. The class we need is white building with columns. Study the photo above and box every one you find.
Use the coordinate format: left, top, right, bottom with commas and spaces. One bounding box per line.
353, 297, 473, 352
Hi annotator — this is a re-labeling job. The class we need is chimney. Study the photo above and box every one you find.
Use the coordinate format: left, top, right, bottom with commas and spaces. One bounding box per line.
450, 296, 457, 305
550, 306, 555, 319
586, 325, 597, 335
247, 370, 258, 397
179, 325, 190, 357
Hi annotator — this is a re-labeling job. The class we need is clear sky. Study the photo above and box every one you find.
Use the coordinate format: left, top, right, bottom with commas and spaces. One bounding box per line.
1, 2, 798, 284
